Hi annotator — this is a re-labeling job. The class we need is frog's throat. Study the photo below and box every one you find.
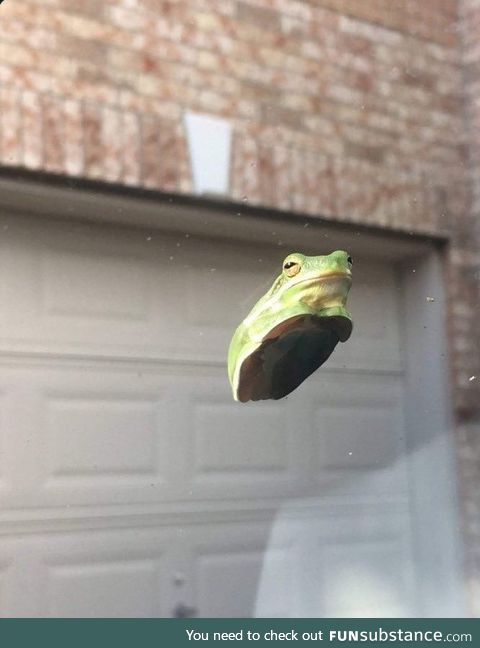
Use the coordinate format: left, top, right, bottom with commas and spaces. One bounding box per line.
244, 271, 351, 328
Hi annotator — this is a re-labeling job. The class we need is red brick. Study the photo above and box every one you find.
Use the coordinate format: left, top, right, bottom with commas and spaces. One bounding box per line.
291, 149, 336, 217
158, 121, 181, 192
231, 132, 261, 204
140, 114, 162, 188
237, 2, 281, 31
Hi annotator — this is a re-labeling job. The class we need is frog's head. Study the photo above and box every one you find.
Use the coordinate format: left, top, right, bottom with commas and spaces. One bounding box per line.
269, 250, 352, 317
228, 251, 353, 402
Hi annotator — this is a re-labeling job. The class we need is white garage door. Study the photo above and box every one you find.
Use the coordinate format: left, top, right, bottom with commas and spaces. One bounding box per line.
0, 207, 463, 617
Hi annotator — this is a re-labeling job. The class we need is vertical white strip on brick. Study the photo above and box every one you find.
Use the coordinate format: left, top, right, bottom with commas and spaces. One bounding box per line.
43, 94, 65, 173
102, 106, 122, 182
273, 145, 291, 211
122, 111, 141, 186
0, 86, 22, 166
290, 147, 305, 213
63, 98, 84, 176
21, 90, 43, 169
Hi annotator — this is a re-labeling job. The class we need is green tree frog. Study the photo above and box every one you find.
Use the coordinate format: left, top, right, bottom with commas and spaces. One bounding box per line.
228, 250, 353, 402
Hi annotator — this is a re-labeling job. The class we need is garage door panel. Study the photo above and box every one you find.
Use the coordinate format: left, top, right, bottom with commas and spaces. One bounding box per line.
196, 550, 264, 617
0, 363, 173, 509
301, 373, 409, 498
173, 374, 311, 500
0, 564, 9, 614
43, 247, 151, 322
0, 363, 312, 509
186, 519, 273, 618
317, 539, 412, 617
0, 219, 401, 373
0, 364, 408, 509
0, 220, 276, 364
0, 230, 161, 355
188, 517, 312, 618
45, 396, 160, 479
330, 261, 402, 371
46, 558, 160, 617
0, 391, 7, 490
255, 502, 415, 617
0, 212, 460, 617
0, 527, 174, 617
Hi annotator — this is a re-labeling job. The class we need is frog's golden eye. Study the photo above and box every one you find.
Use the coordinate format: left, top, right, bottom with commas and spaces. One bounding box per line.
283, 260, 301, 277
347, 255, 353, 268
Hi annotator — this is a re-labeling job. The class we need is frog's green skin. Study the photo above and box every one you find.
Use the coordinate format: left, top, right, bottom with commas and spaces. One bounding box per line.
228, 251, 353, 402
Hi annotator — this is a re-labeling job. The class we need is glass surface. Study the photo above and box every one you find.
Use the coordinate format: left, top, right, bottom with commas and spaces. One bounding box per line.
0, 0, 476, 619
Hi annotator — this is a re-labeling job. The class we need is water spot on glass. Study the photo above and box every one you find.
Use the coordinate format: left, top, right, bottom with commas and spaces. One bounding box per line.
146, 236, 152, 241
184, 233, 190, 238
258, 258, 263, 263
242, 196, 248, 202
173, 573, 185, 586
303, 222, 309, 228
426, 296, 435, 302
469, 375, 476, 382
250, 162, 256, 168
210, 267, 216, 272
236, 212, 242, 216
3, 225, 8, 230
412, 269, 416, 273
348, 451, 353, 456
169, 255, 174, 261
176, 242, 181, 247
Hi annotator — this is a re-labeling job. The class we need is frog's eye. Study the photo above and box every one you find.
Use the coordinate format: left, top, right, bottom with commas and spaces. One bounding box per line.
347, 255, 353, 268
283, 260, 301, 277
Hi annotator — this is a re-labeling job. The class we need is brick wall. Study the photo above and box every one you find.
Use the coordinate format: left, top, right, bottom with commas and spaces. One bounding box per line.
458, 0, 480, 617
0, 0, 479, 610
0, 1, 466, 229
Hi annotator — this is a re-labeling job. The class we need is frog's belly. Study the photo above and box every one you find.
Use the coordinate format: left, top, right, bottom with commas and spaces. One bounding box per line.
237, 315, 341, 401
